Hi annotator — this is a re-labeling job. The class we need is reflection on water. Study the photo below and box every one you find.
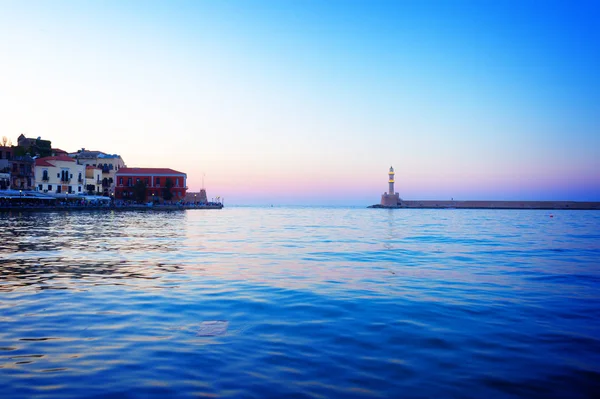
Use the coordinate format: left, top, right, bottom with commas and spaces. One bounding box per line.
1, 208, 600, 398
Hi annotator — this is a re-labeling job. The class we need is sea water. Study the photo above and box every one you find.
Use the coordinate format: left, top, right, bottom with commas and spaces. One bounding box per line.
1, 207, 599, 398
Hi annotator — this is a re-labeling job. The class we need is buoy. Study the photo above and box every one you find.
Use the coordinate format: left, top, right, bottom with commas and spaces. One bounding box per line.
550, 215, 554, 218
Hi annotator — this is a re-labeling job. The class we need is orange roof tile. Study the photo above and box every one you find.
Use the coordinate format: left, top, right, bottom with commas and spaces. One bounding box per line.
35, 159, 55, 167
35, 156, 76, 167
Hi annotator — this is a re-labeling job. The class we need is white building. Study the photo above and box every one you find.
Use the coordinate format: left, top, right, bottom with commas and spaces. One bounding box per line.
69, 149, 126, 196
85, 166, 103, 195
34, 156, 86, 197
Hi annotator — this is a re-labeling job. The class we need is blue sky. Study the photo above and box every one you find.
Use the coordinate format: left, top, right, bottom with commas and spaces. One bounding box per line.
1, 0, 598, 204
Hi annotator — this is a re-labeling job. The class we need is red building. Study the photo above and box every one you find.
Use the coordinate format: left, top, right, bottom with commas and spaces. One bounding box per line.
115, 168, 187, 202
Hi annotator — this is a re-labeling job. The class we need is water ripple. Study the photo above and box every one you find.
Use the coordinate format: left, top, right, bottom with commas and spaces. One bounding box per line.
0, 208, 599, 398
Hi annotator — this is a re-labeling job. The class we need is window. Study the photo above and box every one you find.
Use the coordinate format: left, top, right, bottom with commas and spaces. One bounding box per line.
127, 178, 132, 186
38, 184, 42, 191
68, 186, 72, 193
155, 178, 160, 185
56, 186, 61, 193
78, 186, 82, 192
57, 173, 60, 178
119, 178, 123, 185
48, 185, 52, 191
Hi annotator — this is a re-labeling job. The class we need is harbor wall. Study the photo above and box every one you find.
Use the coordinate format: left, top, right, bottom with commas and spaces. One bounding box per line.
394, 200, 600, 210
381, 193, 400, 207
0, 204, 223, 213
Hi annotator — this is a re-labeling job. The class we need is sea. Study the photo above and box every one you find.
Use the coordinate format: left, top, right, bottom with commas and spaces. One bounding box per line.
1, 207, 599, 398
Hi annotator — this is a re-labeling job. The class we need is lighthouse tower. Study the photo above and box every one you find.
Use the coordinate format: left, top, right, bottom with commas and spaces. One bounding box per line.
380, 166, 400, 207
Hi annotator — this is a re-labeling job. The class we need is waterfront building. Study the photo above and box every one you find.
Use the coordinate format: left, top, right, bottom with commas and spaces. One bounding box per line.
0, 172, 9, 190
380, 166, 400, 207
34, 156, 86, 197
85, 166, 103, 195
69, 148, 126, 196
0, 146, 10, 189
52, 148, 69, 156
115, 168, 187, 202
0, 145, 13, 162
10, 155, 35, 191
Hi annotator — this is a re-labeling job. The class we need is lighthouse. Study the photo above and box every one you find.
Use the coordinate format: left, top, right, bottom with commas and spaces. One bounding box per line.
388, 166, 395, 195
380, 166, 400, 207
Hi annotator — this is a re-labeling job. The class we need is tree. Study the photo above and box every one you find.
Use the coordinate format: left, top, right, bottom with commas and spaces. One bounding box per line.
1, 136, 7, 146
35, 138, 52, 157
133, 181, 147, 203
162, 178, 174, 201
13, 146, 27, 157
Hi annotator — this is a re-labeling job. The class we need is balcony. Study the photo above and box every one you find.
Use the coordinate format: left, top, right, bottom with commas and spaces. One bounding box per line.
60, 178, 71, 183
78, 178, 84, 183
13, 155, 33, 162
42, 176, 50, 182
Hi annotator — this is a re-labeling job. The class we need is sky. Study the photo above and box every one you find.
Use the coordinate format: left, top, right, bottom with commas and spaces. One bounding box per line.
0, 0, 599, 205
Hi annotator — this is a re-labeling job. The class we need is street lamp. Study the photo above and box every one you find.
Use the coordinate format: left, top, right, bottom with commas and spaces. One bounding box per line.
194, 193, 197, 205
19, 189, 22, 206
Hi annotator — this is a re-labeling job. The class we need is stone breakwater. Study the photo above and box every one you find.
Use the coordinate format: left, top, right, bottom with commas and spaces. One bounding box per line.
370, 200, 600, 210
